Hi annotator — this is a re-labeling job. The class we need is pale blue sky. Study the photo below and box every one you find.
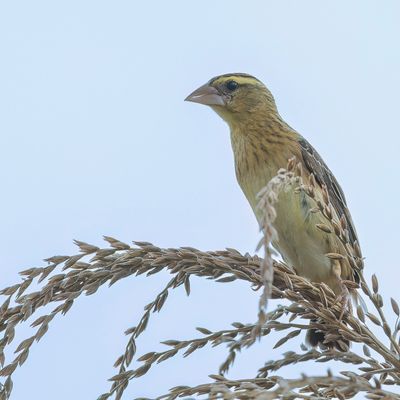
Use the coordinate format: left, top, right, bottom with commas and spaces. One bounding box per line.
1, 1, 400, 399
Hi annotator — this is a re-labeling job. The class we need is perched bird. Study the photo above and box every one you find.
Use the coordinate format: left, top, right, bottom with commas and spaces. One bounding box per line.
185, 73, 361, 348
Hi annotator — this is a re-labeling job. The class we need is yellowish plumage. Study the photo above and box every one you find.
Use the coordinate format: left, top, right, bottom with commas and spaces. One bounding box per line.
228, 111, 346, 292
186, 73, 361, 347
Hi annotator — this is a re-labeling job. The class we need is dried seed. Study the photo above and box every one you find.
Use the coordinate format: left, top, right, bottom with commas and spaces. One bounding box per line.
371, 274, 379, 294
366, 312, 381, 326
391, 298, 400, 316
316, 224, 332, 234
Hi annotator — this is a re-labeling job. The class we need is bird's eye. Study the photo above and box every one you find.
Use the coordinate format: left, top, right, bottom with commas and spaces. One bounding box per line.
226, 80, 238, 92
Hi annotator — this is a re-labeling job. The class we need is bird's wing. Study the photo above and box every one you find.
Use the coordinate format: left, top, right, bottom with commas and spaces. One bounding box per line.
298, 137, 358, 247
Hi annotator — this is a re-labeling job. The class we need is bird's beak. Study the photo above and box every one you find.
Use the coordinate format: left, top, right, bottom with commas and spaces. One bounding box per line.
185, 83, 225, 106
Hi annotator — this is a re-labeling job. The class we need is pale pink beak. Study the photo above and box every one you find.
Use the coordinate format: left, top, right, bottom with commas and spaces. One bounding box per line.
185, 83, 225, 106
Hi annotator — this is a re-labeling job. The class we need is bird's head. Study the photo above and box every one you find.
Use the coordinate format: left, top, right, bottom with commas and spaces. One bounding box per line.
185, 73, 278, 127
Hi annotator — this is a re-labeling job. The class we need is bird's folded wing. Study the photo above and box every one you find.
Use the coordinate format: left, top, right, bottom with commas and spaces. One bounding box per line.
298, 137, 359, 249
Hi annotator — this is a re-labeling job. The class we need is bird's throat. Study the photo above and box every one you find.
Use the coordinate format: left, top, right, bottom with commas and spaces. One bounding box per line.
230, 123, 299, 217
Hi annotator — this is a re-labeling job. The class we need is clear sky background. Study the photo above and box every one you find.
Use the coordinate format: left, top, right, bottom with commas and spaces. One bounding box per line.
1, 1, 399, 399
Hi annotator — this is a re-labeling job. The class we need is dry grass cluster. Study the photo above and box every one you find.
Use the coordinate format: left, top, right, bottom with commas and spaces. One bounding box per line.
0, 160, 399, 399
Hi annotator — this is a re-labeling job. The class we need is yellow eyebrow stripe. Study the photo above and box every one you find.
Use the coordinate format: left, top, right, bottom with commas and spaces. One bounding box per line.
211, 74, 261, 86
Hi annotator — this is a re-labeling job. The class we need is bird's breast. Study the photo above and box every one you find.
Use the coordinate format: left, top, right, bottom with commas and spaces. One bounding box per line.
231, 135, 335, 285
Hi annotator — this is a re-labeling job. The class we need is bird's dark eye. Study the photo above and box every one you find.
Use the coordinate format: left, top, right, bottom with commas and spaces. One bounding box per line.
226, 80, 238, 92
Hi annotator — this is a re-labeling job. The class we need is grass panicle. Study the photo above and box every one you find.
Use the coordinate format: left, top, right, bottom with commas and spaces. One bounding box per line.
0, 160, 399, 399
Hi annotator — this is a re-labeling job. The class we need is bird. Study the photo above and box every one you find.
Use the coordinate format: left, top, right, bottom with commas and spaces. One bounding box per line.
185, 73, 361, 348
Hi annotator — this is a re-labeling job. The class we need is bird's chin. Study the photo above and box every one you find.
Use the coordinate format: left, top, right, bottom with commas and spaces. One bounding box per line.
209, 105, 235, 126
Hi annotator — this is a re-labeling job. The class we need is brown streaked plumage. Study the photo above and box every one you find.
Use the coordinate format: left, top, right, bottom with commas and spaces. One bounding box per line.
186, 73, 362, 348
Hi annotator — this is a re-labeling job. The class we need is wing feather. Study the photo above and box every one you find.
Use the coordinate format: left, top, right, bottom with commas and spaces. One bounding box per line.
299, 137, 359, 247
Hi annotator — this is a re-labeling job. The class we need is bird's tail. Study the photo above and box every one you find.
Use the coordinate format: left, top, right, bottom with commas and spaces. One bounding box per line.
306, 319, 350, 351
305, 323, 326, 348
